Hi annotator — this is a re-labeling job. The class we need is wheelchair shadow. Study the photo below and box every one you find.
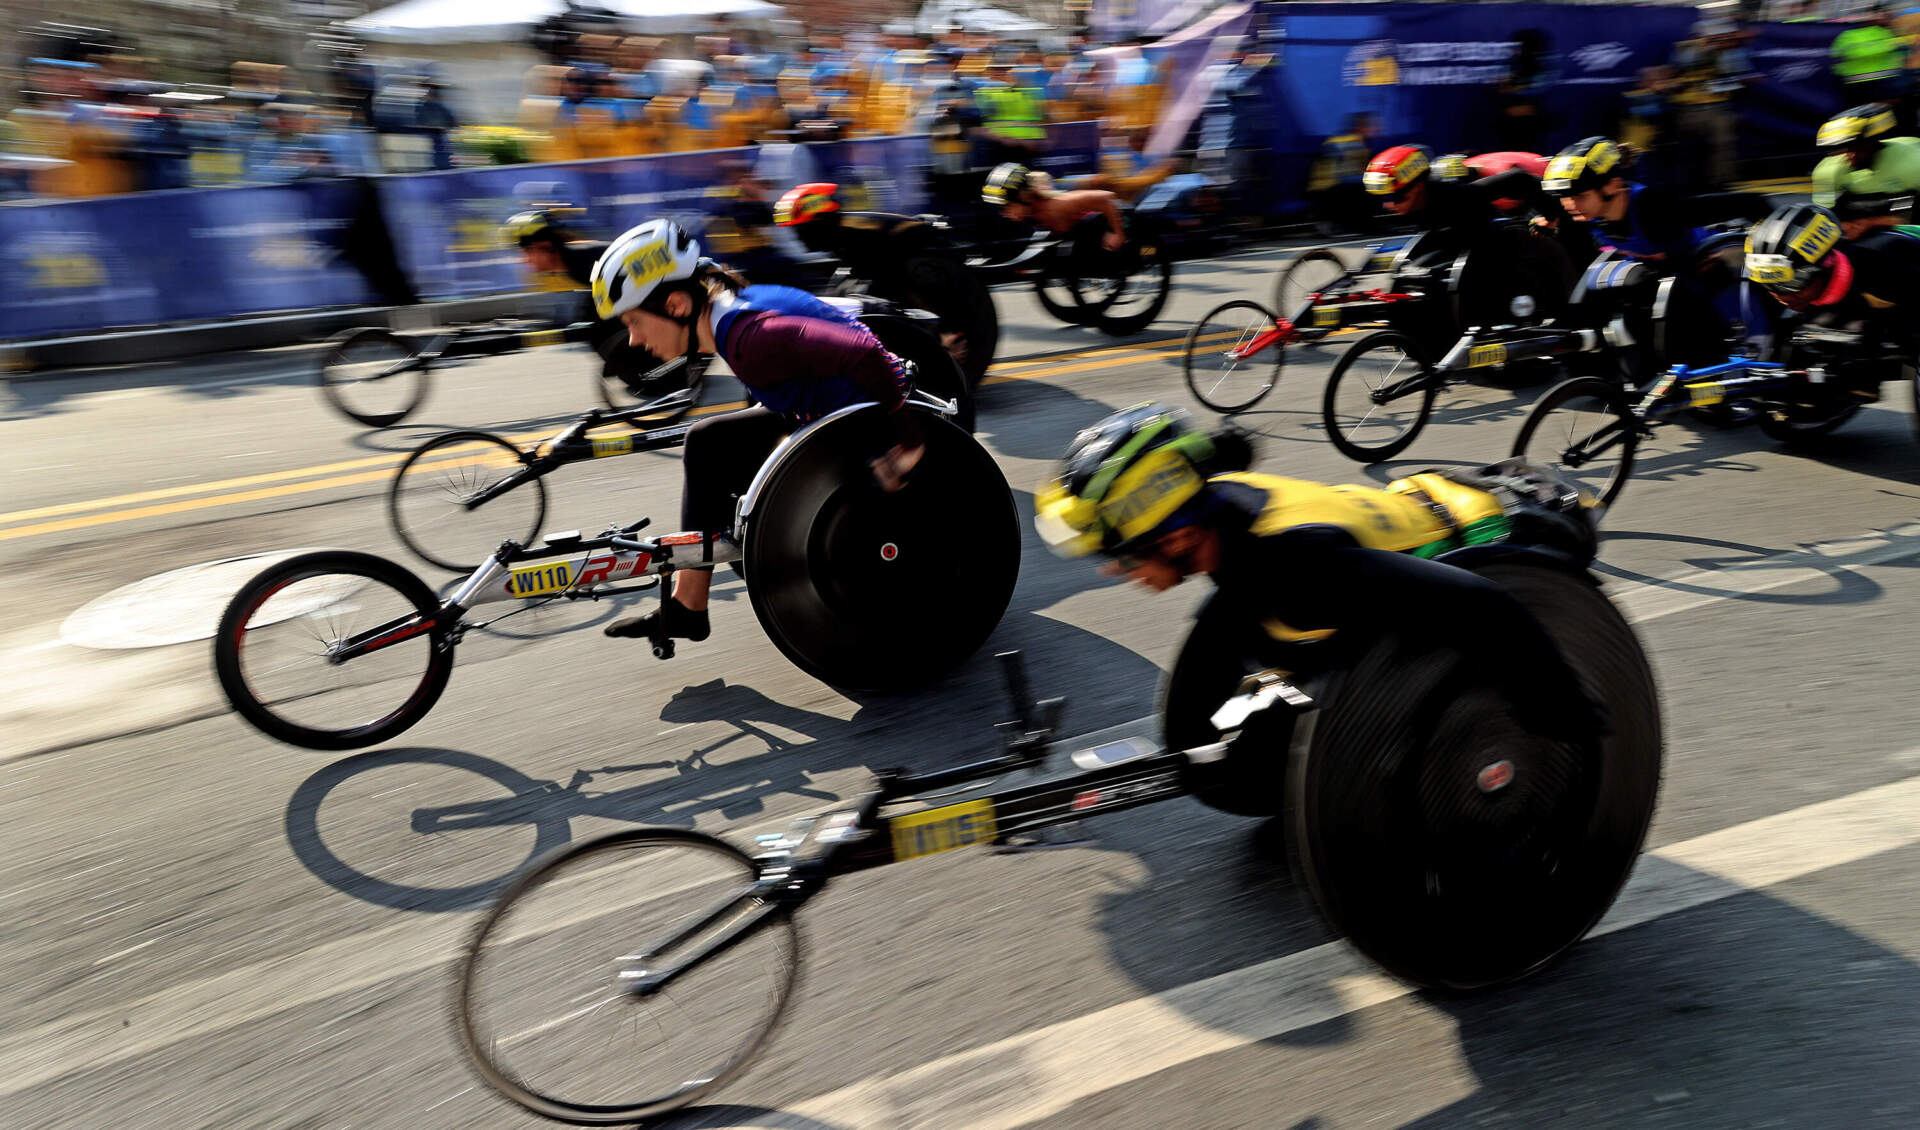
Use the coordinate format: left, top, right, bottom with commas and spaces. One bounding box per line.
342, 409, 608, 455
1592, 527, 1920, 608
972, 374, 1134, 461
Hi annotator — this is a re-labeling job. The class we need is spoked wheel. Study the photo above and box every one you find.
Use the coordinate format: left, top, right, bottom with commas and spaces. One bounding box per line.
213, 550, 453, 751
1184, 300, 1285, 414
1320, 330, 1440, 462
318, 327, 428, 428
1274, 249, 1352, 338
743, 408, 1019, 691
1290, 563, 1660, 991
456, 829, 800, 1125
1512, 376, 1640, 508
389, 430, 547, 573
597, 352, 706, 430
1078, 238, 1174, 337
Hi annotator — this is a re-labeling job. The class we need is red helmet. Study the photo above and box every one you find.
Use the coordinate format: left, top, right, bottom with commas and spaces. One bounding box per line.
1364, 145, 1432, 196
774, 182, 842, 227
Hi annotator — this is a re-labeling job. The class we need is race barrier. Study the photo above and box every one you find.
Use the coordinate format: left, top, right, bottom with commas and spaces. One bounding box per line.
0, 123, 1100, 341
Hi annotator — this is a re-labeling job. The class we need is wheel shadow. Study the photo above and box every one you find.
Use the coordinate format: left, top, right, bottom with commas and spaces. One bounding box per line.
1591, 527, 1920, 607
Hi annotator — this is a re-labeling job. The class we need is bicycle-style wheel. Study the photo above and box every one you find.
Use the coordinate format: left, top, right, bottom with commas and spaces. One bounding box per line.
1185, 300, 1285, 414
318, 327, 429, 428
1512, 376, 1640, 508
390, 431, 548, 573
1275, 249, 1352, 338
598, 351, 707, 430
214, 550, 453, 751
456, 829, 800, 1125
1321, 330, 1440, 462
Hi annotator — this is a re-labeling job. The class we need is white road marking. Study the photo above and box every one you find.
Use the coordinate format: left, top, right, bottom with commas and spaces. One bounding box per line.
1, 770, 1914, 1103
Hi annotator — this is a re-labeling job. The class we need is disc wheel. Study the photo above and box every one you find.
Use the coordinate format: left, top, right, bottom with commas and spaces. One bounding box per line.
390, 431, 548, 573
1274, 249, 1352, 339
1321, 330, 1440, 462
456, 829, 800, 1125
213, 550, 453, 751
1512, 376, 1640, 508
743, 409, 1019, 692
318, 327, 428, 428
1184, 300, 1284, 414
1289, 562, 1660, 991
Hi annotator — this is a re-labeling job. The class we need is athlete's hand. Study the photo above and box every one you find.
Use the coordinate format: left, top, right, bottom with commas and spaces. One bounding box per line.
1102, 231, 1126, 252
871, 443, 924, 492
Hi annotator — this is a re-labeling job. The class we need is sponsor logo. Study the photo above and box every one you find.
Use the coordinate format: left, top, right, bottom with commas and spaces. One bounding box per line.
1343, 40, 1401, 87
1571, 42, 1632, 72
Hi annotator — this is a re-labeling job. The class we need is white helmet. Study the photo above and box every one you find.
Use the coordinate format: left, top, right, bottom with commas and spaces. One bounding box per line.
590, 219, 702, 320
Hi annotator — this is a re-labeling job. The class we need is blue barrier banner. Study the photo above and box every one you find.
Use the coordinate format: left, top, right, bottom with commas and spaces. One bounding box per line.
1743, 20, 1849, 169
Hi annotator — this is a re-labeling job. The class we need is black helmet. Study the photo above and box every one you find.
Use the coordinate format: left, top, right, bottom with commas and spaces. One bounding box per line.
1542, 136, 1626, 196
1817, 103, 1897, 150
1035, 403, 1221, 557
982, 162, 1035, 206
1744, 203, 1844, 296
503, 208, 567, 248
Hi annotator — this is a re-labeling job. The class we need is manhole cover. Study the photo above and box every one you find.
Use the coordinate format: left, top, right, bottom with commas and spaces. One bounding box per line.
61, 551, 367, 650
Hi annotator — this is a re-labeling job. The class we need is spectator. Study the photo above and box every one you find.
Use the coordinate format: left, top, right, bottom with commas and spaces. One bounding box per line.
1668, 18, 1759, 191
128, 88, 193, 191
1620, 65, 1677, 185
414, 76, 459, 170
1494, 29, 1554, 153
616, 37, 663, 100
976, 61, 1048, 166
1307, 111, 1380, 234
1832, 4, 1910, 107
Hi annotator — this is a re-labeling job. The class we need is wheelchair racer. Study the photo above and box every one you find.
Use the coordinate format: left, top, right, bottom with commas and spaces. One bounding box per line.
1035, 403, 1605, 754
1811, 103, 1920, 214
588, 219, 925, 646
504, 208, 606, 289
982, 162, 1128, 251
1745, 198, 1920, 332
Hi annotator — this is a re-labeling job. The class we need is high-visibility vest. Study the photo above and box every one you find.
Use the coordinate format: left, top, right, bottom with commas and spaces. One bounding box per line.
1834, 25, 1908, 84
981, 84, 1046, 140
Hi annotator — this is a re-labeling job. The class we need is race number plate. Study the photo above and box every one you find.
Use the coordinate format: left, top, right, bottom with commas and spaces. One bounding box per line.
591, 436, 635, 458
1311, 305, 1340, 328
1468, 343, 1508, 368
890, 798, 997, 861
507, 560, 576, 597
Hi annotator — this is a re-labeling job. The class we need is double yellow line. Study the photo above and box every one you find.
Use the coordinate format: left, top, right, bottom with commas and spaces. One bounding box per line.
1, 323, 1334, 545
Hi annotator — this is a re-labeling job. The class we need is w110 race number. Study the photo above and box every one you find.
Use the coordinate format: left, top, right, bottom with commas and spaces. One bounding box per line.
508, 561, 575, 596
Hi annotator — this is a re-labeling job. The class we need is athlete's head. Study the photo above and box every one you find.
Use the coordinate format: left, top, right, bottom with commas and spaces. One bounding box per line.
1036, 403, 1249, 590
503, 208, 575, 274
1365, 144, 1433, 215
1544, 137, 1629, 224
1818, 102, 1896, 169
983, 162, 1051, 221
591, 219, 739, 356
774, 182, 842, 228
1744, 202, 1851, 308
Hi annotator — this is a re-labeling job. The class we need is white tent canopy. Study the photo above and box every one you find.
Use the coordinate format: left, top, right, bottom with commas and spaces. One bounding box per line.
344, 0, 783, 45
914, 0, 1048, 36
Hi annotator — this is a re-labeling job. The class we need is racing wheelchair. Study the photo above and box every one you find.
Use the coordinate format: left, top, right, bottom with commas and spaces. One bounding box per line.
448, 463, 1662, 1124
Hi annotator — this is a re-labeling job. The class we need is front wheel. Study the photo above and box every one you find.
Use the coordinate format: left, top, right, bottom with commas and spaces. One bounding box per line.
455, 829, 800, 1125
213, 550, 453, 750
1512, 376, 1640, 508
1274, 249, 1352, 338
1184, 300, 1284, 414
1321, 330, 1439, 463
389, 431, 548, 573
318, 327, 428, 428
598, 351, 707, 429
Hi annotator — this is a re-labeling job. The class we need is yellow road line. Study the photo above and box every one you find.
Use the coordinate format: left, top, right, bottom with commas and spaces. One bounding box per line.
3, 321, 1362, 544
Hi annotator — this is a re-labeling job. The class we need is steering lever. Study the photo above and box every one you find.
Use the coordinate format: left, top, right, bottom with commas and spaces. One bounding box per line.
993, 650, 1064, 763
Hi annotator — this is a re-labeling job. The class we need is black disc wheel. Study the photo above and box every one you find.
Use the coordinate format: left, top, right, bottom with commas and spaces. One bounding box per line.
456, 829, 800, 1125
742, 408, 1019, 692
1289, 562, 1660, 991
1274, 249, 1352, 339
390, 430, 548, 573
214, 550, 453, 751
1321, 330, 1439, 462
1512, 376, 1640, 508
1184, 300, 1284, 414
1079, 238, 1173, 337
318, 327, 427, 428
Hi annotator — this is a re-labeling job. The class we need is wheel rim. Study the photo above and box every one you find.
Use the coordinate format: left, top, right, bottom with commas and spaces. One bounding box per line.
323, 334, 418, 422
1279, 254, 1346, 321
459, 834, 797, 1122
1189, 303, 1280, 412
393, 436, 543, 572
1523, 389, 1632, 504
1328, 339, 1428, 453
230, 567, 436, 738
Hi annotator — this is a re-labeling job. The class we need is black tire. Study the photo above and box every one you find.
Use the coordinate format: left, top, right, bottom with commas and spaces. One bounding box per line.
389, 430, 548, 573
1081, 238, 1173, 337
1321, 330, 1440, 463
455, 828, 800, 1125
214, 550, 453, 751
899, 252, 1000, 388
1034, 270, 1093, 325
1512, 376, 1640, 508
742, 408, 1019, 692
862, 312, 976, 433
1184, 300, 1284, 414
1289, 563, 1661, 991
1753, 381, 1864, 444
318, 327, 428, 428
1274, 249, 1352, 334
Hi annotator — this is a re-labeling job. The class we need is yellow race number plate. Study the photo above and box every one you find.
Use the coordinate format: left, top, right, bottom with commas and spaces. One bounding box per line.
507, 561, 575, 597
591, 435, 635, 458
890, 798, 997, 861
1311, 305, 1340, 328
1468, 343, 1508, 368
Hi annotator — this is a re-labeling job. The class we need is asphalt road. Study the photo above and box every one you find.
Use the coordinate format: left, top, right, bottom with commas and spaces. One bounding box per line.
4, 241, 1919, 1129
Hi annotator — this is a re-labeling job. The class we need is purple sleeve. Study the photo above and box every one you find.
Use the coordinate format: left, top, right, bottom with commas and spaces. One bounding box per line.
726, 313, 921, 446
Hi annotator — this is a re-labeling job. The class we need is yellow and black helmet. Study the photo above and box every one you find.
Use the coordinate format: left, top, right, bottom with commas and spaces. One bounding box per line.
1432, 152, 1472, 184
1035, 403, 1219, 558
503, 208, 566, 248
1744, 203, 1843, 296
1542, 137, 1625, 195
1817, 103, 1897, 150
983, 162, 1035, 206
